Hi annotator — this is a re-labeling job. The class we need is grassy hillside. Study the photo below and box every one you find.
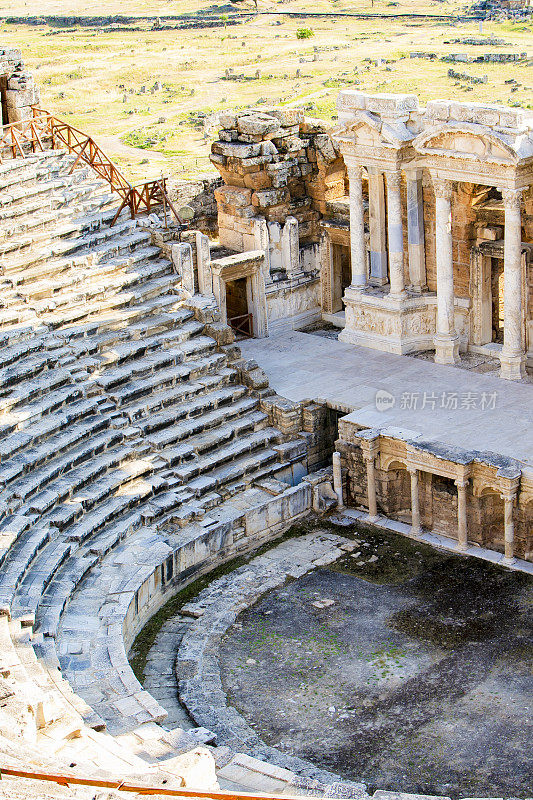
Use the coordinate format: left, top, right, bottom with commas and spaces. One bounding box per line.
2, 0, 531, 181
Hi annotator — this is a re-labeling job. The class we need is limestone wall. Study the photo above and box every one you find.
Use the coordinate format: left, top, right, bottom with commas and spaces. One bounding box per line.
336, 419, 533, 561
0, 48, 39, 125
266, 277, 321, 332
122, 482, 313, 651
210, 107, 346, 250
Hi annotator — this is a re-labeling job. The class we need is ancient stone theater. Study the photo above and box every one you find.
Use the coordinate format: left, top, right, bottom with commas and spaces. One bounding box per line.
0, 47, 530, 800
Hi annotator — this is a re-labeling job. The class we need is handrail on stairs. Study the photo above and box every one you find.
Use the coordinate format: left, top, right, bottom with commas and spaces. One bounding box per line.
0, 765, 301, 799
0, 108, 183, 227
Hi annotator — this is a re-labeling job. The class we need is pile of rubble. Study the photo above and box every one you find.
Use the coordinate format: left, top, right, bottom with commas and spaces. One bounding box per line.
0, 48, 40, 125
210, 107, 346, 250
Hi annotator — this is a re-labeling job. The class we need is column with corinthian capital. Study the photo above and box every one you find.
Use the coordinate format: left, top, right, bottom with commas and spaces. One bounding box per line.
500, 188, 525, 380
432, 176, 460, 364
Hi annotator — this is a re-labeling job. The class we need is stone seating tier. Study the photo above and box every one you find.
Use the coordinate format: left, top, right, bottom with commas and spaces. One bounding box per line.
0, 150, 322, 795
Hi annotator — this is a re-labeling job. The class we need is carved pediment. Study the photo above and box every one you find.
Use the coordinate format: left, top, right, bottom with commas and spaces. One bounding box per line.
413, 123, 520, 164
332, 110, 414, 151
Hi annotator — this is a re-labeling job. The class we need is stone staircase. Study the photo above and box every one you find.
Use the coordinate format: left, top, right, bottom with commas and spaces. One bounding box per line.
0, 149, 317, 793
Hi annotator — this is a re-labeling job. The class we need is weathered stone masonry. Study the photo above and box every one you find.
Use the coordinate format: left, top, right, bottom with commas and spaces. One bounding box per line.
0, 48, 39, 125
336, 419, 533, 563
209, 107, 347, 332
332, 91, 533, 380
209, 94, 533, 381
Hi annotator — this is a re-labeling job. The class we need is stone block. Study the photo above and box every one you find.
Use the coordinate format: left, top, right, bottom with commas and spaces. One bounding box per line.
219, 129, 238, 142
237, 132, 266, 144
212, 141, 262, 159
233, 218, 255, 235
215, 185, 252, 208
242, 233, 258, 251
281, 136, 306, 154
245, 505, 269, 536
161, 747, 218, 789
470, 105, 501, 127
7, 106, 32, 124
448, 102, 473, 123
217, 211, 236, 231
314, 134, 337, 162
251, 188, 289, 208
260, 106, 305, 126
3, 49, 22, 62
7, 72, 34, 91
5, 87, 37, 108
498, 109, 520, 129
244, 171, 272, 191
238, 154, 274, 168
237, 112, 281, 137
337, 90, 367, 112
219, 111, 239, 129
425, 100, 450, 121
260, 140, 278, 156
219, 227, 244, 252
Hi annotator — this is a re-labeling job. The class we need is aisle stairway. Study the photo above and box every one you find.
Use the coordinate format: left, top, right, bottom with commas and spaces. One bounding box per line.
0, 150, 313, 790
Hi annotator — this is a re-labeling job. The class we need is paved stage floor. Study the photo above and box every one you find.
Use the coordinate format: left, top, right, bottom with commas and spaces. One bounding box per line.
240, 330, 533, 468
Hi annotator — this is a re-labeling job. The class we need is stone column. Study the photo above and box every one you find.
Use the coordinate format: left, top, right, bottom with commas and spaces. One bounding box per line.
211, 269, 226, 325
368, 167, 388, 285
196, 231, 212, 295
364, 454, 378, 520
455, 478, 468, 551
250, 263, 269, 339
386, 171, 407, 300
253, 217, 272, 285
319, 233, 334, 313
282, 216, 300, 279
172, 243, 195, 294
501, 492, 516, 564
347, 163, 367, 289
332, 451, 344, 509
500, 188, 525, 380
409, 468, 421, 535
433, 177, 459, 364
405, 168, 426, 292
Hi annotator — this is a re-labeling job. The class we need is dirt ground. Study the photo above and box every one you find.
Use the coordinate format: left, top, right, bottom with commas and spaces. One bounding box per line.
220, 526, 533, 798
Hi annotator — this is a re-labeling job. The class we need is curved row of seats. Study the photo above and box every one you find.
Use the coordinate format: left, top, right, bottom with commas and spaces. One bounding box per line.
0, 150, 304, 787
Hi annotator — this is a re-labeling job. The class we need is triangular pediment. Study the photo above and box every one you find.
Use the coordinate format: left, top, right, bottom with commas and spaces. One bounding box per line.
332, 110, 414, 150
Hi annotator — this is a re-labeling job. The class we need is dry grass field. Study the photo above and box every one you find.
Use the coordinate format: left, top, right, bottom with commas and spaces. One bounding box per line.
1, 0, 532, 181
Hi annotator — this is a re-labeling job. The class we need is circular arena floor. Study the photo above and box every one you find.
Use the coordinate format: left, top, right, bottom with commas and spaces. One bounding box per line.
219, 528, 533, 798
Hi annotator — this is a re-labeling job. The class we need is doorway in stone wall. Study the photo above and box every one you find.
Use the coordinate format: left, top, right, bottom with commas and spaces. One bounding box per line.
332, 244, 352, 313
491, 257, 504, 344
226, 276, 253, 338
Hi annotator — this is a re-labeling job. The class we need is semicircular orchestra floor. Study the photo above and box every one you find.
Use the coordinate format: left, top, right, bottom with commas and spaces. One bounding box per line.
219, 526, 533, 799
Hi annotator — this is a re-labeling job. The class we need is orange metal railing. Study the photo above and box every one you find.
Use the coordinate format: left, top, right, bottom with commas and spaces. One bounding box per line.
0, 109, 183, 227
228, 312, 254, 338
0, 766, 295, 799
